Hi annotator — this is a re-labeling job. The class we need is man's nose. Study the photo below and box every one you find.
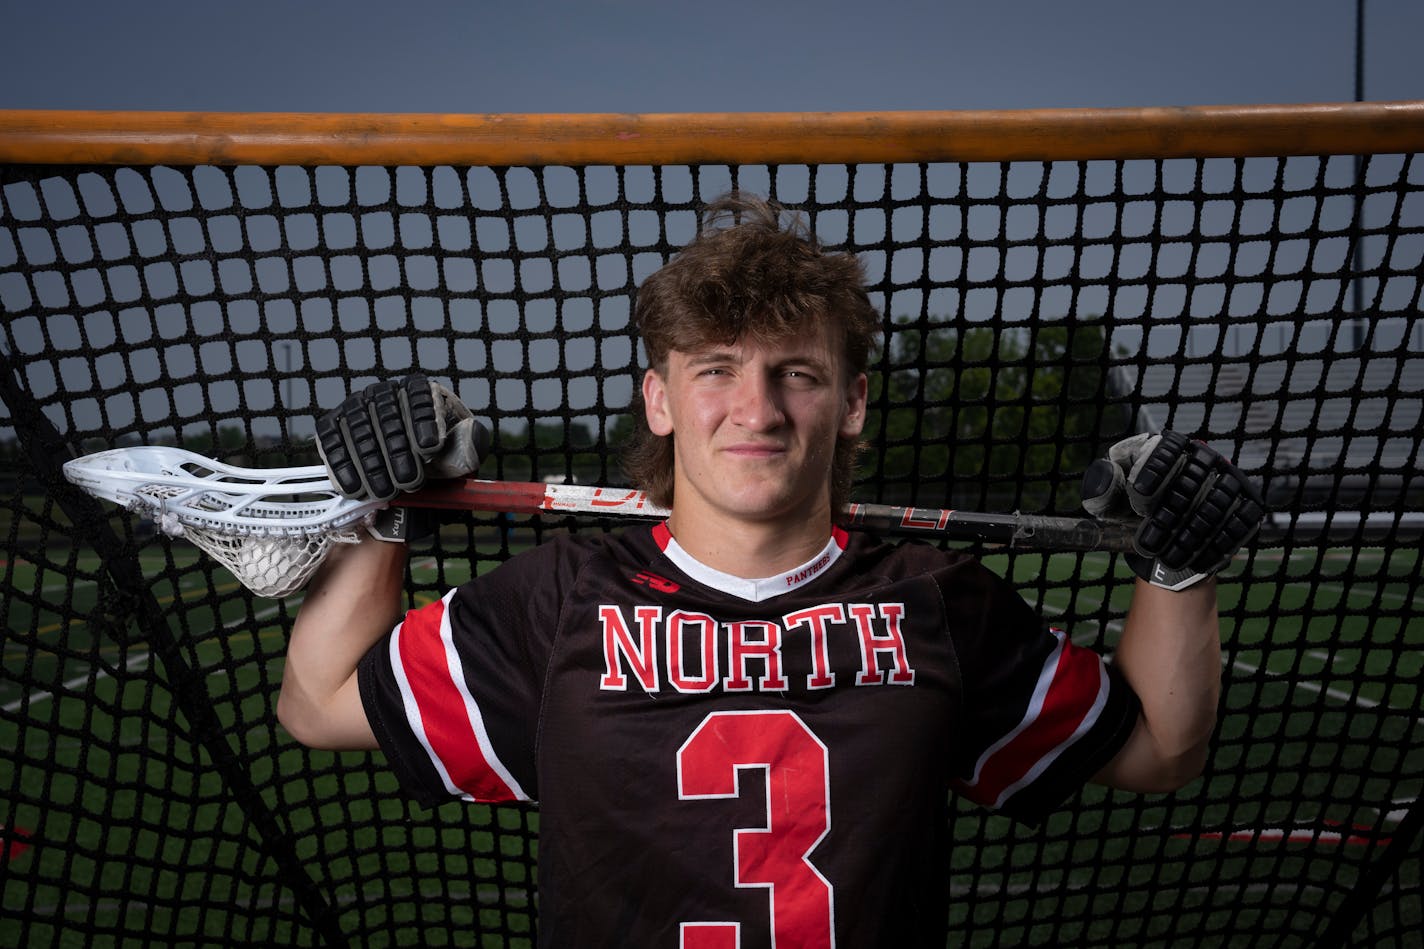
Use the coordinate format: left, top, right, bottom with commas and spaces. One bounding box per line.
729, 374, 786, 431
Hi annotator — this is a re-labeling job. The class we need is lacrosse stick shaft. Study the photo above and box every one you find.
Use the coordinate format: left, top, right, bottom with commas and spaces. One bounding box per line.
60, 445, 1138, 555
398, 478, 1139, 552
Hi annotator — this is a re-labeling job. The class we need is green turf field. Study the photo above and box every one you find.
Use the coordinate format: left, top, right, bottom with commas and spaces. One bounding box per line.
2, 538, 1420, 946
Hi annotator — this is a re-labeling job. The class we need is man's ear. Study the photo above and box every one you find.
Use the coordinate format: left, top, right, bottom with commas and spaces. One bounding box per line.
643, 368, 674, 436
839, 372, 869, 439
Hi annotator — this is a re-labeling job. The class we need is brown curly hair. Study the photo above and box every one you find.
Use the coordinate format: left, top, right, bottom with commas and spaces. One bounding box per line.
622, 192, 880, 515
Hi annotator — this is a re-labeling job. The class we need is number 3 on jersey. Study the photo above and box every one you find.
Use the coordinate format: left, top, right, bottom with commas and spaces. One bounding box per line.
676, 710, 835, 949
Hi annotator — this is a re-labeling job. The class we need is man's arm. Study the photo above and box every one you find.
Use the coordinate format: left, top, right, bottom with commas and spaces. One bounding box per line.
1079, 431, 1264, 793
276, 537, 404, 749
277, 373, 487, 750
1094, 580, 1220, 791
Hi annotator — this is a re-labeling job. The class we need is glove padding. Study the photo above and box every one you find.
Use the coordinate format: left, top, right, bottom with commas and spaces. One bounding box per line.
316, 374, 489, 542
1082, 431, 1265, 591
317, 373, 486, 500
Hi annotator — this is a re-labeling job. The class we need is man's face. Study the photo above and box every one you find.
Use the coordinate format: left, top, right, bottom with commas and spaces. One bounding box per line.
642, 324, 867, 529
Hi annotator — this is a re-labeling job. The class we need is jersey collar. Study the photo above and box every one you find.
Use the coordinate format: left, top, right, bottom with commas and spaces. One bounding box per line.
651, 522, 849, 603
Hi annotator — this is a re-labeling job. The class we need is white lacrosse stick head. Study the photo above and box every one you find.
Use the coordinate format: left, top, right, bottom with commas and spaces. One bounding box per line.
63, 446, 383, 597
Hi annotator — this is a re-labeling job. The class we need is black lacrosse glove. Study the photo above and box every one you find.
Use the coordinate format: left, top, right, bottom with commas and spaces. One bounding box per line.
1081, 431, 1265, 591
316, 374, 489, 542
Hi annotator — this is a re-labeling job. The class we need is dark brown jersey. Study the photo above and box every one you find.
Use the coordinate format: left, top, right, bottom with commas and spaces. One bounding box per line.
358, 524, 1140, 947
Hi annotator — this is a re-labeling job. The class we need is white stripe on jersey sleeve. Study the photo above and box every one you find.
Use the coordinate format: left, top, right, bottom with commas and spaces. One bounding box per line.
389, 590, 531, 803
959, 628, 1110, 809
988, 663, 1109, 809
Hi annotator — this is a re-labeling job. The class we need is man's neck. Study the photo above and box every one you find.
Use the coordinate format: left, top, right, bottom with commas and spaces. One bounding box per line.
663, 506, 835, 579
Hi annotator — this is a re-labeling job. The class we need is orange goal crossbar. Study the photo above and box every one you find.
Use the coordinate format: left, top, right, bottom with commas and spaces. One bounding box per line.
2, 101, 1424, 167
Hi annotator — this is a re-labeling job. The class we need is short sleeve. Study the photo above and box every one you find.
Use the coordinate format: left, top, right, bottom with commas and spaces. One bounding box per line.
940, 558, 1141, 823
357, 535, 598, 807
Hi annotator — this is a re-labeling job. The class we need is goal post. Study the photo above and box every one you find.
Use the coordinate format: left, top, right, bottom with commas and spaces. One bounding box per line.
2, 102, 1422, 947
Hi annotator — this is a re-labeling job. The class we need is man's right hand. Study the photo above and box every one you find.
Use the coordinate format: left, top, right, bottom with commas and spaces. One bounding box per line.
316, 373, 488, 502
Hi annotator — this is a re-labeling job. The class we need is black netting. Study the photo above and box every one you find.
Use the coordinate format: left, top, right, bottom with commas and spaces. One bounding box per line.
1, 148, 1421, 947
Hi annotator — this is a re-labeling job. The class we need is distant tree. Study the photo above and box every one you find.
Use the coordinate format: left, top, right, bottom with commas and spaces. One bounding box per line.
865, 317, 1129, 510
178, 424, 249, 462
867, 323, 1022, 497
497, 419, 605, 484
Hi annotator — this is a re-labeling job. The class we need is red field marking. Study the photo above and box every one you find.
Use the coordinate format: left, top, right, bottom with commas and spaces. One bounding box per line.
1, 825, 34, 862
1177, 820, 1392, 849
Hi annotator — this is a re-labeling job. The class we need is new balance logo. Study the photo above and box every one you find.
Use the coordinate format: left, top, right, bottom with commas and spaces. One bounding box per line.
629, 571, 680, 594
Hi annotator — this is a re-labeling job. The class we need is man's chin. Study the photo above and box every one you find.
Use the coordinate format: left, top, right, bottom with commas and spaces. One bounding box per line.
716, 487, 829, 525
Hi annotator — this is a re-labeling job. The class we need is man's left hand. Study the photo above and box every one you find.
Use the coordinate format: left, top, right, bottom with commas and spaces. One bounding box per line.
1082, 431, 1266, 591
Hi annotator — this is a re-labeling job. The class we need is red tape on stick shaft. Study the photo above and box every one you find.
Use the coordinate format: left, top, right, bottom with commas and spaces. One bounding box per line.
399, 479, 667, 519
396, 479, 561, 514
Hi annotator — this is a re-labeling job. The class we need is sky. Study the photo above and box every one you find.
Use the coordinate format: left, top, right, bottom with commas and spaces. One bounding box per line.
1, 0, 1421, 453
0, 0, 1420, 114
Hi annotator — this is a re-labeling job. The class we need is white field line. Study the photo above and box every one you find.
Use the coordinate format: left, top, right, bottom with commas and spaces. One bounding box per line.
1308, 580, 1424, 610
10, 558, 452, 716
3, 597, 297, 715
43, 577, 97, 595
1367, 796, 1423, 823
3, 649, 156, 715
1300, 647, 1371, 696
1034, 585, 1423, 721
40, 570, 214, 596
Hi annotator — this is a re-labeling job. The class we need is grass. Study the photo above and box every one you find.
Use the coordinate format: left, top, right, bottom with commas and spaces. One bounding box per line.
2, 536, 1421, 947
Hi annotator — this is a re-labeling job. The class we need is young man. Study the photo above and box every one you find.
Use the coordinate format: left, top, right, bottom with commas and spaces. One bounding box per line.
279, 194, 1263, 947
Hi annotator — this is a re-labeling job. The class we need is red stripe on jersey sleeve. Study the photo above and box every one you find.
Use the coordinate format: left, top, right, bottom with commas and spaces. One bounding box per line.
956, 633, 1107, 809
395, 596, 522, 802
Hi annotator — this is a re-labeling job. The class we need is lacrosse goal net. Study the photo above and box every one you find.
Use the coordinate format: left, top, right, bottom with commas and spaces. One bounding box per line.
2, 104, 1422, 946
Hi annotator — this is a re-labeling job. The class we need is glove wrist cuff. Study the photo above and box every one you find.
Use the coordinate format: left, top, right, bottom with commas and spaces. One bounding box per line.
1124, 551, 1212, 591
364, 507, 434, 546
